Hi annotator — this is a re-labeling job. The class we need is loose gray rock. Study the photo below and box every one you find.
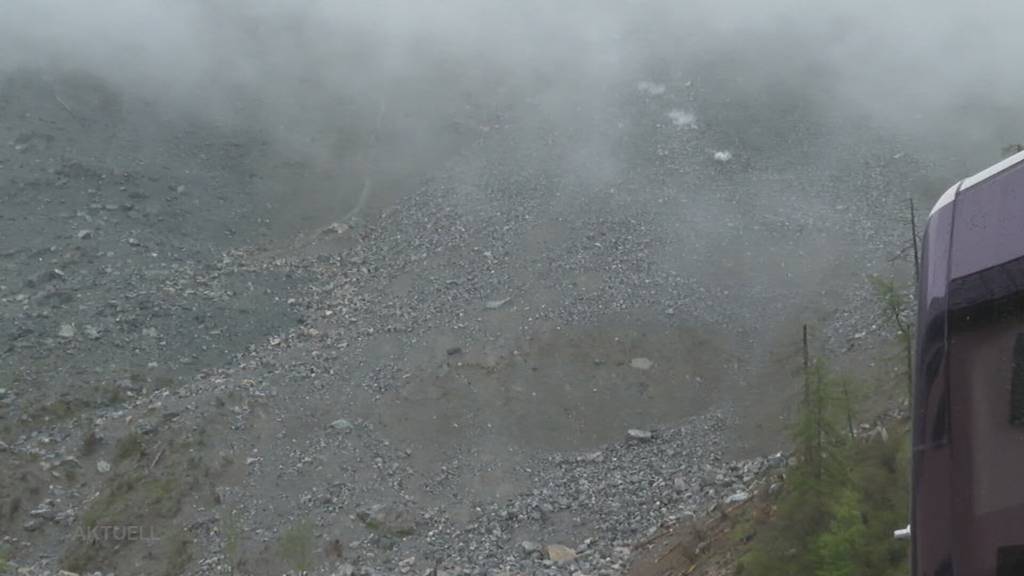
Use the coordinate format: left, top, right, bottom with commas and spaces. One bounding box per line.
673, 476, 689, 492
626, 429, 653, 441
484, 297, 511, 309
521, 540, 543, 556
546, 544, 577, 564
725, 491, 750, 504
330, 418, 354, 431
630, 357, 653, 370
29, 504, 55, 520
333, 564, 355, 576
357, 504, 418, 536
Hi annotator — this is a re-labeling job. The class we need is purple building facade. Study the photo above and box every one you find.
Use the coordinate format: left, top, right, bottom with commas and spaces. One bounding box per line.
915, 150, 1024, 576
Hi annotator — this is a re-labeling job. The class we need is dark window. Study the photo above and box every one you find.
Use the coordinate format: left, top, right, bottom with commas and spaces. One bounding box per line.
931, 384, 951, 443
916, 313, 951, 447
998, 545, 1024, 576
1011, 334, 1024, 426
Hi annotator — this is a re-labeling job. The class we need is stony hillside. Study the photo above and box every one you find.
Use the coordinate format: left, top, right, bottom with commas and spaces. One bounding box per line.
0, 46, 993, 576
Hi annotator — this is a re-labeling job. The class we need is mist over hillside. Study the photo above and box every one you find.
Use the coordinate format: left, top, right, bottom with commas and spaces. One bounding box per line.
1, 2, 1020, 575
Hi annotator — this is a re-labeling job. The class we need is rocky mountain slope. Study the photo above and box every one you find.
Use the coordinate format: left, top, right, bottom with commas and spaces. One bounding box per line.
0, 58, 975, 575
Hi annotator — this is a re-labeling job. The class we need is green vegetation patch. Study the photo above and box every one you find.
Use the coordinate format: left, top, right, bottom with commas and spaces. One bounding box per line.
737, 361, 910, 576
278, 520, 315, 573
62, 437, 198, 574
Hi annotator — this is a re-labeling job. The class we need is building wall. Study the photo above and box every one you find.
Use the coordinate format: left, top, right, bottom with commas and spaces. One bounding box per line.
947, 309, 1024, 574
